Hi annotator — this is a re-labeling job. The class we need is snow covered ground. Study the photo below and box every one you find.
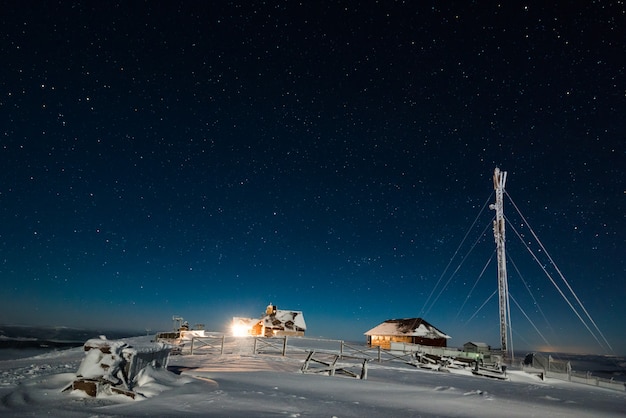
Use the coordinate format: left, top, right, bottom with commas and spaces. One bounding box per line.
0, 335, 624, 417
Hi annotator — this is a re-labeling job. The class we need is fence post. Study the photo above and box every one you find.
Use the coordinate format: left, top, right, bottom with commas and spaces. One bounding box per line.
548, 355, 552, 374
221, 335, 225, 355
340, 341, 344, 359
361, 359, 369, 380
190, 337, 194, 355
253, 337, 258, 354
378, 345, 381, 362
282, 336, 288, 356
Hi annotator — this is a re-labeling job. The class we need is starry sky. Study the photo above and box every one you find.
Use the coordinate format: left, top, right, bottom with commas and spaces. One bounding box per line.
1, 1, 624, 354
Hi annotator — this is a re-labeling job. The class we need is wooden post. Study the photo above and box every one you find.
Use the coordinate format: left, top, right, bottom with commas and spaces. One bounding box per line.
548, 354, 552, 375
221, 335, 225, 355
253, 337, 258, 354
301, 351, 314, 372
190, 337, 194, 355
567, 361, 571, 382
360, 359, 369, 380
378, 345, 382, 362
282, 336, 288, 356
340, 340, 344, 359
329, 355, 338, 376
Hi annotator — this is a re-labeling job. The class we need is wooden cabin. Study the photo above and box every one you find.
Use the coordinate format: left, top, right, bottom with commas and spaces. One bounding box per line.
365, 318, 450, 349
260, 306, 306, 337
232, 304, 306, 337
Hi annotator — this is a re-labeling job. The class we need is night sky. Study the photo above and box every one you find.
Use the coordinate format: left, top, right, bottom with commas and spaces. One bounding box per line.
1, 2, 624, 354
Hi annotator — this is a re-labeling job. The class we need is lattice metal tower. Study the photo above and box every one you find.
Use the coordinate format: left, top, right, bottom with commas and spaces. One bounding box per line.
489, 167, 510, 357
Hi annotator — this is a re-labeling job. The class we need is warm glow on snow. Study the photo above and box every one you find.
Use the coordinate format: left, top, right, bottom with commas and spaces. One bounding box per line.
231, 322, 252, 337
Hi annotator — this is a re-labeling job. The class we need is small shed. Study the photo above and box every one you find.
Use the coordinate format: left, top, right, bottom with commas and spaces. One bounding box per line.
365, 318, 450, 349
463, 341, 491, 354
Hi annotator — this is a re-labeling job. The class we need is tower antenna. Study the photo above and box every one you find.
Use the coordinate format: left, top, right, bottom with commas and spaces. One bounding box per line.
489, 167, 511, 360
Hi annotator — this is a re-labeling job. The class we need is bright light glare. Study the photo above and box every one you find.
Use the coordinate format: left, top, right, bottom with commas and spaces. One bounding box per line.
231, 323, 251, 337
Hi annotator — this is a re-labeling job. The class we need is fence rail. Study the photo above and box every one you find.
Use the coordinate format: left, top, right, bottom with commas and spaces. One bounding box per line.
189, 335, 226, 355
301, 350, 369, 379
253, 336, 289, 355
523, 353, 625, 392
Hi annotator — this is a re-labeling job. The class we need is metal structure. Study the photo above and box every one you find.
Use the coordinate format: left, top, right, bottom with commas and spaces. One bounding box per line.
489, 167, 511, 358
172, 316, 184, 331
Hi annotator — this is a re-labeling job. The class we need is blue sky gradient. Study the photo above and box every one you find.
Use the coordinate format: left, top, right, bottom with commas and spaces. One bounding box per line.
0, 1, 624, 354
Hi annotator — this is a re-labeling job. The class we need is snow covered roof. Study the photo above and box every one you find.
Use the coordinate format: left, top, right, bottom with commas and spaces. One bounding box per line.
464, 341, 490, 348
364, 318, 450, 339
262, 309, 306, 331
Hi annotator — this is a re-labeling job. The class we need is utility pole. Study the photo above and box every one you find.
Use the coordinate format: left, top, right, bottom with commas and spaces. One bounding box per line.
490, 167, 510, 359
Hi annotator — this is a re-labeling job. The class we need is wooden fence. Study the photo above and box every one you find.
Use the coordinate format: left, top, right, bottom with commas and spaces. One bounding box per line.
301, 350, 369, 379
523, 353, 625, 392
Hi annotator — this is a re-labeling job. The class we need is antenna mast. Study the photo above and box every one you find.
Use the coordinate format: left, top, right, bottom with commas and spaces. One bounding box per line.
490, 167, 510, 358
